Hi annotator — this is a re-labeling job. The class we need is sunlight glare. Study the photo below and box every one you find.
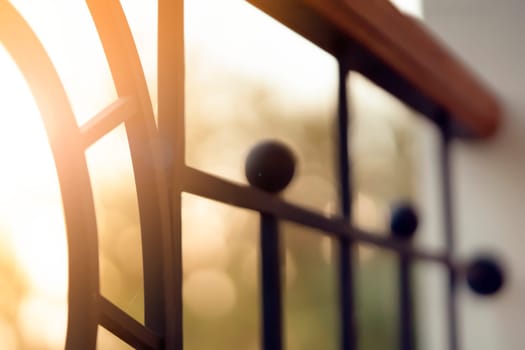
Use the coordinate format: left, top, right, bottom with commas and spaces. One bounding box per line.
0, 39, 68, 348
0, 45, 56, 203
9, 0, 117, 125
17, 293, 67, 349
185, 0, 338, 120
0, 41, 68, 295
9, 211, 68, 299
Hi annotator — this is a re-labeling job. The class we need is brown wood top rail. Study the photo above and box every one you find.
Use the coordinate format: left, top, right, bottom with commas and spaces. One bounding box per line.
247, 0, 501, 138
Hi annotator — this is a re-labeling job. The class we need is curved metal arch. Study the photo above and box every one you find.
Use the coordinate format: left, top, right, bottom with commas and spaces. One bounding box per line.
86, 0, 180, 347
0, 2, 100, 348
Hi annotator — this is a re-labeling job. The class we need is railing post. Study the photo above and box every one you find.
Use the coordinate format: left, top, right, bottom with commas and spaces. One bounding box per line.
336, 55, 357, 350
437, 112, 459, 350
245, 140, 296, 350
260, 213, 283, 350
390, 204, 419, 350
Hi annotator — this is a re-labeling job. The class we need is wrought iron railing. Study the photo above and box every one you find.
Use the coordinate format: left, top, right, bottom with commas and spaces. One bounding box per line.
0, 0, 504, 349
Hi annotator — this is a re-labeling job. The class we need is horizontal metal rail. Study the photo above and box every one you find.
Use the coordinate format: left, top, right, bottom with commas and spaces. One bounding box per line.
182, 166, 458, 269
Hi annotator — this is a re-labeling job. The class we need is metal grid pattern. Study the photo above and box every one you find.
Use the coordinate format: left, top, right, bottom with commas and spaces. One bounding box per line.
0, 1, 503, 349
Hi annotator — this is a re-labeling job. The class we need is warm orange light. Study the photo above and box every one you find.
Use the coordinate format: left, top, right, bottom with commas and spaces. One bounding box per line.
0, 0, 419, 348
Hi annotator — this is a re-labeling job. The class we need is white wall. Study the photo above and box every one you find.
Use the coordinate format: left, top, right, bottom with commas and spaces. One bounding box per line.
418, 1, 525, 349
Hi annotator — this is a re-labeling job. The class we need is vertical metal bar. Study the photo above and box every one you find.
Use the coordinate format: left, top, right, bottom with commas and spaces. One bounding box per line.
399, 254, 415, 350
438, 113, 459, 350
336, 58, 357, 350
158, 0, 185, 349
87, 1, 181, 347
260, 213, 283, 350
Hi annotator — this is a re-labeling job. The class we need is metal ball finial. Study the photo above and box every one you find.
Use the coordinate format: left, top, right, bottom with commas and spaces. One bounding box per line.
390, 203, 419, 239
245, 140, 296, 193
466, 256, 505, 296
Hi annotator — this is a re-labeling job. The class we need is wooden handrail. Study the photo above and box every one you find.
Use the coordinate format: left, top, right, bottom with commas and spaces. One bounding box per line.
248, 0, 501, 138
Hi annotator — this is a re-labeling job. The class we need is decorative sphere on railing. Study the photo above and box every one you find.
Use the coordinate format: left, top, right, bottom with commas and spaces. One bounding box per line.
390, 203, 419, 239
245, 140, 296, 193
466, 256, 505, 296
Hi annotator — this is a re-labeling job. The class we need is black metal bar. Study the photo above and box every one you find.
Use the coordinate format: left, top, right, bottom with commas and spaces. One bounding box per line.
338, 243, 355, 350
399, 254, 415, 350
260, 213, 283, 350
158, 1, 185, 349
182, 166, 460, 268
336, 59, 357, 350
86, 1, 175, 344
438, 112, 459, 350
99, 296, 163, 349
